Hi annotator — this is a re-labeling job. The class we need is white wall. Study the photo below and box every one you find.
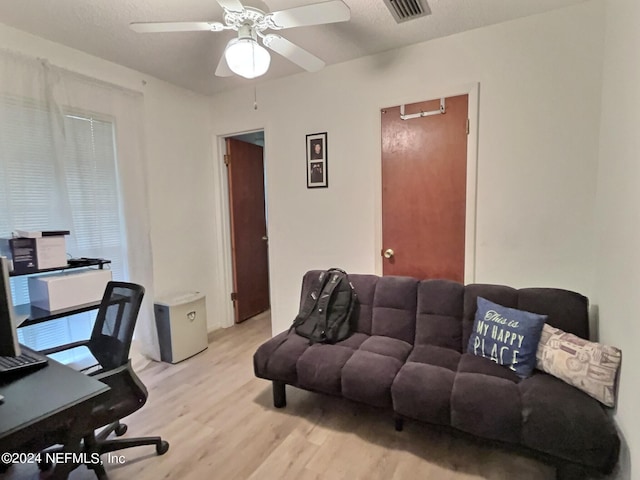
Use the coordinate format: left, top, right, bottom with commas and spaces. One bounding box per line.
210, 0, 605, 335
595, 0, 640, 477
0, 24, 225, 332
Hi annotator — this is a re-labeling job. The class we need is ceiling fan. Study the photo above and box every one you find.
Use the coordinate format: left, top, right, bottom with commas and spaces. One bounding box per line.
130, 0, 351, 80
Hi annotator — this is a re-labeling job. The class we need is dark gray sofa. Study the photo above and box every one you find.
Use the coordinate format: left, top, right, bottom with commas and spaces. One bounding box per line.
253, 271, 619, 478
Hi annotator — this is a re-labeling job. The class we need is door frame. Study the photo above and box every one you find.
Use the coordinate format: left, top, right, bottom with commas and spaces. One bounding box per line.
212, 127, 269, 328
374, 82, 480, 283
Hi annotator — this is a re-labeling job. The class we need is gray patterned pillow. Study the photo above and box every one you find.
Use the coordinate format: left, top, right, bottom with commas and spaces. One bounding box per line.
536, 324, 621, 407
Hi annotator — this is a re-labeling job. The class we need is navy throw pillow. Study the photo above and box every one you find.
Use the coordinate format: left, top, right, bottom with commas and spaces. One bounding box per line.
467, 297, 547, 379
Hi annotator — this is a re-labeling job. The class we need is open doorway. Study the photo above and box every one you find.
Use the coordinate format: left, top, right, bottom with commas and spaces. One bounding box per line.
224, 130, 270, 324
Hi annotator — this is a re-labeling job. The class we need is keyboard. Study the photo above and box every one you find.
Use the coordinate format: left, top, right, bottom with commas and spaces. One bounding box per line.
0, 345, 48, 375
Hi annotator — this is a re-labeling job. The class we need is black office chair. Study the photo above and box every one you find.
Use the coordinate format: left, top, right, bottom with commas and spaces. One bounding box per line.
40, 281, 169, 479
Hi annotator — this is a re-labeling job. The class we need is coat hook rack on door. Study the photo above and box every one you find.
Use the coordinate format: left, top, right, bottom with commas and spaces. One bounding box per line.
400, 98, 446, 121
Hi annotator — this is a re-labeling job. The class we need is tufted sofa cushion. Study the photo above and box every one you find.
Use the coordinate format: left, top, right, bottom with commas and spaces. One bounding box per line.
255, 273, 418, 400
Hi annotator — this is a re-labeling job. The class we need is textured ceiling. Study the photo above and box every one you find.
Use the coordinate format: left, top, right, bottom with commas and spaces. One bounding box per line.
0, 0, 587, 95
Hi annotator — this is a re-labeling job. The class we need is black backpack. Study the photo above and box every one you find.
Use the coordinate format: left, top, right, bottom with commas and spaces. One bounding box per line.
291, 268, 357, 344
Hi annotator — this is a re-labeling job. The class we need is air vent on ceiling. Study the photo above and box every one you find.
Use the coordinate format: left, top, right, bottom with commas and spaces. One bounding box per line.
383, 0, 431, 23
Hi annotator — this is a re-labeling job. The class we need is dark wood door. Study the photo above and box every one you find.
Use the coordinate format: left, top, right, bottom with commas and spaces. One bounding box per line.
381, 94, 468, 281
226, 138, 270, 323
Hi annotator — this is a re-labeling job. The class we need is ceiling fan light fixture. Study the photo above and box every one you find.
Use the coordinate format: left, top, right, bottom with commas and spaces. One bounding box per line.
224, 37, 271, 79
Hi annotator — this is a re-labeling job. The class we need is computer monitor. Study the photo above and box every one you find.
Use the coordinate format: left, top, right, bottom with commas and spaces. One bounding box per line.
0, 256, 21, 357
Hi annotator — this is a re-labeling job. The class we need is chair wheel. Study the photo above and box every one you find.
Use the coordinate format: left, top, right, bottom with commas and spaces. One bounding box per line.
114, 423, 128, 436
156, 440, 169, 455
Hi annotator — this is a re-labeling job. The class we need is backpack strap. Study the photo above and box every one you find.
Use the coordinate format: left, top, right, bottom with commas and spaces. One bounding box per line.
311, 270, 346, 341
326, 279, 357, 341
344, 280, 357, 328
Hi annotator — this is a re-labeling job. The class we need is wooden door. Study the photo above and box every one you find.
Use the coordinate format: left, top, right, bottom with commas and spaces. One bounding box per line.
226, 138, 270, 323
381, 95, 468, 281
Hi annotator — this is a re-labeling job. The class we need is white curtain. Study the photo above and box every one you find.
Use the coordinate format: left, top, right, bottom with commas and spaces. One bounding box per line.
0, 49, 160, 361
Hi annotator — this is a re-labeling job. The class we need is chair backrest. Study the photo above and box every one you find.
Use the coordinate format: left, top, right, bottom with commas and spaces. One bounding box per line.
88, 281, 145, 371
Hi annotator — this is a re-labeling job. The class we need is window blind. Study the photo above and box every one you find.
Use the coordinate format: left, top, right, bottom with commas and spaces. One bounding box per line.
0, 100, 126, 354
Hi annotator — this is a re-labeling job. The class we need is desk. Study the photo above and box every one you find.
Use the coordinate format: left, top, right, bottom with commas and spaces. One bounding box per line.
0, 359, 109, 479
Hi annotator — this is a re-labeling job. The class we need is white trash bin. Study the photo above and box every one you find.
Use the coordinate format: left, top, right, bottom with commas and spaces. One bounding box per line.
154, 292, 208, 363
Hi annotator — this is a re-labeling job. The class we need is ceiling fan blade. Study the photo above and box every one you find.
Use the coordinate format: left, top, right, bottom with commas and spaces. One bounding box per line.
215, 53, 234, 77
266, 0, 350, 29
215, 0, 244, 13
130, 21, 224, 33
263, 35, 325, 72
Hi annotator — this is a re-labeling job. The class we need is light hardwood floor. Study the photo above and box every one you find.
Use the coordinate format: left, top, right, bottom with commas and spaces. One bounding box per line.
4, 312, 556, 480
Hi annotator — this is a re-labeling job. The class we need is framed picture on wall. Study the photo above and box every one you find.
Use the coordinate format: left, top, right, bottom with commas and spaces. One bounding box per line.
306, 132, 328, 188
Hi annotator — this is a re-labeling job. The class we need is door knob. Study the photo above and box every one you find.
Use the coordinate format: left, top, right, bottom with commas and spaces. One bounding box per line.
261, 236, 268, 241
383, 248, 394, 259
